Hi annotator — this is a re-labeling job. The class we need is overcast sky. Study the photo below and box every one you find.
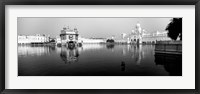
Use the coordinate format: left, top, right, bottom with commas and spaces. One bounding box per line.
18, 18, 172, 39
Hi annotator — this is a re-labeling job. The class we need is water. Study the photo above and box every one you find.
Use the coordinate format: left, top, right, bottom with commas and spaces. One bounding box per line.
18, 44, 182, 76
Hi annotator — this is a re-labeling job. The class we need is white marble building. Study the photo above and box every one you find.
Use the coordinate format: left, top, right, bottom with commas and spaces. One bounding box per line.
121, 23, 171, 44
18, 34, 50, 44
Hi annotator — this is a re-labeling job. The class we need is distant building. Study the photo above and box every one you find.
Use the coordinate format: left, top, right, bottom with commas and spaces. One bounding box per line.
18, 34, 50, 44
129, 22, 143, 44
78, 37, 106, 44
56, 36, 61, 44
106, 39, 115, 43
60, 26, 79, 46
121, 33, 127, 39
120, 23, 171, 44
142, 31, 171, 43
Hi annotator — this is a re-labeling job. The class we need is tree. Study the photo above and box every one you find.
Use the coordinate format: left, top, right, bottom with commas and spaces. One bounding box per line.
106, 39, 115, 43
50, 39, 55, 42
165, 18, 182, 40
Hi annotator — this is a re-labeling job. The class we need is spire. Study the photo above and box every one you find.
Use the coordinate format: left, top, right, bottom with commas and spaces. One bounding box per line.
136, 21, 140, 28
74, 27, 78, 33
74, 27, 77, 30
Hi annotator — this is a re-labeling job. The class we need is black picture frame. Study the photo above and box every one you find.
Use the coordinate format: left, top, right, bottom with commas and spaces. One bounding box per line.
0, 0, 199, 94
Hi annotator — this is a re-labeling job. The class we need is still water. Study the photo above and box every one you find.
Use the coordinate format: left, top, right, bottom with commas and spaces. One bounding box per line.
18, 44, 182, 76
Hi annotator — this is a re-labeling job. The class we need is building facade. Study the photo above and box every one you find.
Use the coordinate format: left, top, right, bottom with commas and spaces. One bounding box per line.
18, 34, 50, 44
142, 31, 171, 43
79, 37, 106, 44
129, 23, 143, 44
60, 26, 79, 46
121, 23, 171, 44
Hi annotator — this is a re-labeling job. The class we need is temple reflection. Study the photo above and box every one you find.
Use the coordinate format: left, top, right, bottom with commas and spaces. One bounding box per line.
60, 46, 80, 64
18, 44, 182, 76
122, 45, 145, 65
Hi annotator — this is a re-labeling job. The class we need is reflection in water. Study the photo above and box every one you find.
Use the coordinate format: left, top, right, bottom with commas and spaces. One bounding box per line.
154, 53, 182, 76
18, 45, 55, 56
123, 45, 144, 65
106, 44, 115, 49
121, 61, 125, 71
106, 44, 115, 52
81, 44, 104, 51
60, 46, 80, 64
18, 44, 182, 76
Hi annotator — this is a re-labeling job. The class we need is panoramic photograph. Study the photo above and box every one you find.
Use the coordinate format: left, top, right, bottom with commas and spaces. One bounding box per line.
17, 17, 182, 76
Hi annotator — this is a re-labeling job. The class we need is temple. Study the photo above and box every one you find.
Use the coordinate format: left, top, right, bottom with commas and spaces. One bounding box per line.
60, 26, 81, 47
120, 22, 171, 44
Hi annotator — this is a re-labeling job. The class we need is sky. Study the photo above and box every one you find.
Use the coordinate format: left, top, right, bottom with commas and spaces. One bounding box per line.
18, 18, 172, 39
